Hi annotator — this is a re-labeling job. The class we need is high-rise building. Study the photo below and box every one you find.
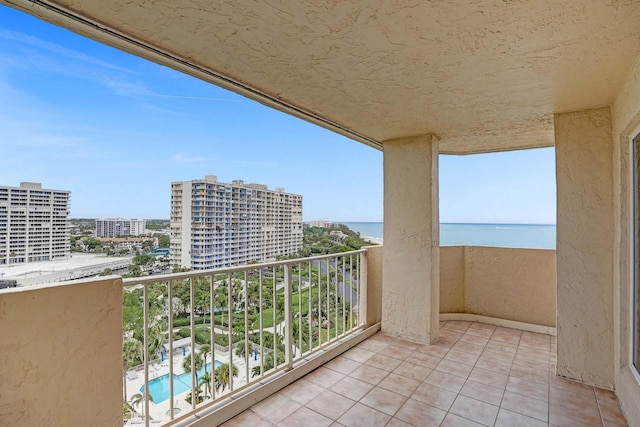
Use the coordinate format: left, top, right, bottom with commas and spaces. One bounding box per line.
0, 182, 70, 265
170, 175, 303, 269
95, 218, 147, 237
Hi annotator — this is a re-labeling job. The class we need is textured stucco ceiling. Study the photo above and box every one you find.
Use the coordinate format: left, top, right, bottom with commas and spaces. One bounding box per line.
5, 0, 640, 153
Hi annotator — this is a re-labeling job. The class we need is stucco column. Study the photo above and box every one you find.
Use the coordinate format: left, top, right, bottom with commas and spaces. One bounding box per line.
555, 107, 614, 388
382, 134, 439, 344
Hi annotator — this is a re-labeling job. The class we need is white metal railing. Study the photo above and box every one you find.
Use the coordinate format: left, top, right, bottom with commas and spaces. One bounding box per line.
122, 250, 366, 426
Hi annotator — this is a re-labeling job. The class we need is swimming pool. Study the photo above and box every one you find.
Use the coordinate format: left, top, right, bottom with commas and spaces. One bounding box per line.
140, 361, 222, 403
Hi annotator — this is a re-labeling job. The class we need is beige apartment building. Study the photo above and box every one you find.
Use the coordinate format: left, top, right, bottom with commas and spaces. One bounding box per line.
0, 182, 70, 265
170, 175, 303, 269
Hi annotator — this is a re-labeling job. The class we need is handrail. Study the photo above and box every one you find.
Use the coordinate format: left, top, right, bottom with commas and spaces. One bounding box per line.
122, 249, 367, 426
122, 249, 365, 286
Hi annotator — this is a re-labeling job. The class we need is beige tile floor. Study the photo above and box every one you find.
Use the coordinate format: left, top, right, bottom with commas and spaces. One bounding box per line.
221, 321, 628, 427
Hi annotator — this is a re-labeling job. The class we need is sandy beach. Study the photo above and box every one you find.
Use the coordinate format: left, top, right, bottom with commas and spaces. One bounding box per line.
363, 236, 383, 245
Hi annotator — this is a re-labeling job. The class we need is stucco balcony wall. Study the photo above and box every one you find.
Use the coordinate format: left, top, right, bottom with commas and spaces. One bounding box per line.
0, 246, 556, 426
0, 277, 123, 426
440, 246, 557, 328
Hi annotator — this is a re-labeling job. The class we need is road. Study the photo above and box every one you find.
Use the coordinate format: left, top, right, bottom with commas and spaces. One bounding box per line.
312, 259, 358, 305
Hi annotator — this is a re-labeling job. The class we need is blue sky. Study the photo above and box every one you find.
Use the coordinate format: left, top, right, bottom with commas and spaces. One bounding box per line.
0, 5, 556, 224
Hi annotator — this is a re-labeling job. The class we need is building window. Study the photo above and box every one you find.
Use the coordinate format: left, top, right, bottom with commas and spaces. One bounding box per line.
633, 131, 640, 374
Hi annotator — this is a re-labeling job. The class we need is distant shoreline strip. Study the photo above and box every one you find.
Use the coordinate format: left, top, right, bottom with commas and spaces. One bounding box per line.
363, 236, 383, 245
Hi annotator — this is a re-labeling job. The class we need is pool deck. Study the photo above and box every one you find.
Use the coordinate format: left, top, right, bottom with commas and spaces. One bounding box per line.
125, 346, 262, 422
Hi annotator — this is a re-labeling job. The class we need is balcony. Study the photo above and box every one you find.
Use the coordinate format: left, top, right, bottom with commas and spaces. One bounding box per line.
0, 245, 629, 426
223, 322, 625, 427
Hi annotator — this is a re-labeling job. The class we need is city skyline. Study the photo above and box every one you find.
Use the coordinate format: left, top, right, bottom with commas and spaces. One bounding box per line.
0, 6, 556, 224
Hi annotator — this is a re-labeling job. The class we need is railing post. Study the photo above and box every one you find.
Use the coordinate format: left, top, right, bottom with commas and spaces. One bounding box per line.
284, 263, 294, 369
227, 273, 233, 391
121, 251, 367, 424
359, 250, 368, 328
189, 277, 196, 409
167, 280, 175, 419
143, 284, 150, 427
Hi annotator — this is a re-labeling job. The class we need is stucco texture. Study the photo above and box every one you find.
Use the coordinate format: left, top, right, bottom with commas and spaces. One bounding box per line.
555, 107, 615, 389
439, 246, 465, 313
6, 0, 640, 153
382, 134, 439, 344
612, 51, 640, 423
0, 277, 123, 426
439, 246, 556, 327
363, 245, 383, 327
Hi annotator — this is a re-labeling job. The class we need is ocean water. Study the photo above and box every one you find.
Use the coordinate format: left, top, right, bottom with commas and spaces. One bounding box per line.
340, 222, 556, 249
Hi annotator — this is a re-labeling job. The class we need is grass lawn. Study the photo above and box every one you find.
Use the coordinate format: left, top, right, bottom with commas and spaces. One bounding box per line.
252, 286, 325, 329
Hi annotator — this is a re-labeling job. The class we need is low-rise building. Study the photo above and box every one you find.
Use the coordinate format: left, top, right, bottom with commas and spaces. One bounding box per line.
95, 218, 147, 237
308, 220, 334, 228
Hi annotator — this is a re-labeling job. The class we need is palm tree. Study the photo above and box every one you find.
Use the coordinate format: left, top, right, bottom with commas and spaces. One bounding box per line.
199, 344, 212, 395
123, 339, 142, 402
290, 319, 310, 353
123, 401, 136, 420
251, 351, 284, 378
213, 284, 228, 325
232, 278, 243, 306
171, 297, 185, 317
148, 321, 167, 362
183, 350, 204, 402
235, 340, 249, 359
199, 371, 212, 398
232, 325, 245, 343
130, 392, 149, 417
200, 344, 211, 372
247, 281, 260, 308
214, 363, 238, 393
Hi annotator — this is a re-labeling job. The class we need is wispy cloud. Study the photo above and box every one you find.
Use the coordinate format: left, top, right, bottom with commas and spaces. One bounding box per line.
146, 94, 244, 102
0, 29, 153, 98
0, 30, 245, 104
0, 107, 93, 160
100, 74, 153, 97
0, 29, 131, 73
136, 103, 182, 116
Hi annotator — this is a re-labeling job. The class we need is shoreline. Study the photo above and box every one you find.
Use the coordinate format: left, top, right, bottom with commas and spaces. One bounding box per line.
363, 236, 383, 245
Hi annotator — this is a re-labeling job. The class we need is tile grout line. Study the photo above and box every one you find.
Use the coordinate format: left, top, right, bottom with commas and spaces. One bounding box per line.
440, 322, 473, 427
493, 329, 519, 426
593, 386, 606, 427
441, 322, 501, 427
247, 324, 555, 427
350, 335, 416, 425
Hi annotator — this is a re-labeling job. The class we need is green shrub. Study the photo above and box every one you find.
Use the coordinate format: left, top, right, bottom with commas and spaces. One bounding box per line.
173, 315, 211, 327
214, 334, 232, 347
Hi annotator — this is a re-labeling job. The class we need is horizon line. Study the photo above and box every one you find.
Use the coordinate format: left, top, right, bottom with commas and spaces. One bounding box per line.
69, 218, 557, 226
327, 221, 557, 226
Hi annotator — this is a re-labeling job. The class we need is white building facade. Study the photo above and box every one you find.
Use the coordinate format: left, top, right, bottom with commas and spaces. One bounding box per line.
170, 175, 303, 269
95, 218, 147, 237
308, 220, 334, 228
0, 182, 70, 264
